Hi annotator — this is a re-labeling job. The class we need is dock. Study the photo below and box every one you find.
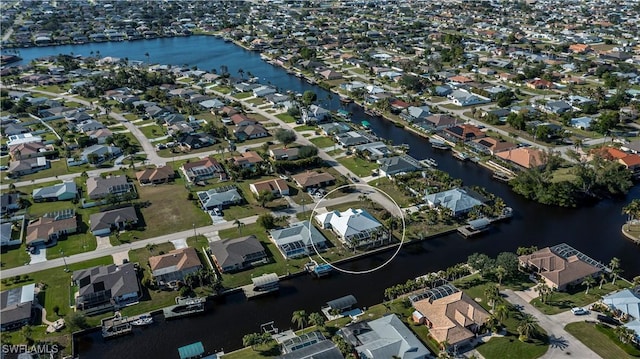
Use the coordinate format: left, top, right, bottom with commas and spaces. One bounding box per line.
101, 313, 132, 339
163, 297, 206, 319
457, 218, 491, 238
243, 273, 280, 299
305, 261, 333, 278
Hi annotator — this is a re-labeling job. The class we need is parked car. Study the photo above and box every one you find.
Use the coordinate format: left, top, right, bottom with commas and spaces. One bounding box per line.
571, 307, 588, 315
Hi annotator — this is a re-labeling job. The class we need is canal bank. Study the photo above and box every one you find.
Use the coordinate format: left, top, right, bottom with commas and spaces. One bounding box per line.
10, 36, 639, 357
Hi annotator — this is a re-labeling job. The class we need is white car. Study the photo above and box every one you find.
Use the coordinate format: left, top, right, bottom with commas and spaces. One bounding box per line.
571, 307, 588, 315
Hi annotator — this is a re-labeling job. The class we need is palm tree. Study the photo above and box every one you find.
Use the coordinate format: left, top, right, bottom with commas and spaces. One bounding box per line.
622, 199, 640, 222
242, 332, 263, 350
632, 275, 640, 287
599, 272, 607, 289
609, 257, 622, 285
494, 304, 509, 324
308, 312, 325, 329
495, 265, 507, 285
486, 315, 501, 333
291, 310, 308, 332
484, 283, 500, 311
582, 276, 596, 295
233, 218, 244, 234
517, 313, 538, 342
536, 282, 552, 304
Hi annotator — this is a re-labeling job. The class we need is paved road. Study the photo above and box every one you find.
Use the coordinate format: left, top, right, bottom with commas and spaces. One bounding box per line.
502, 289, 601, 359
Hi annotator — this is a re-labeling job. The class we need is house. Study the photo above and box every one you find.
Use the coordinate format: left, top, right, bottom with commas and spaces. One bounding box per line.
86, 128, 113, 144
425, 188, 486, 217
269, 221, 328, 259
7, 157, 50, 177
422, 114, 461, 131
149, 247, 202, 285
26, 212, 78, 246
1, 122, 28, 136
178, 133, 215, 150
0, 193, 20, 214
81, 144, 122, 164
315, 208, 386, 248
253, 86, 277, 97
77, 120, 105, 133
401, 106, 431, 123
230, 114, 257, 127
527, 78, 555, 90
292, 171, 336, 191
197, 187, 243, 210
570, 116, 594, 130
7, 133, 42, 147
355, 142, 392, 161
339, 314, 431, 359
72, 263, 141, 312
9, 142, 47, 160
336, 131, 370, 147
86, 175, 134, 200
89, 206, 139, 236
209, 235, 267, 273
32, 181, 77, 202
269, 148, 300, 161
235, 124, 269, 141
1, 222, 19, 247
135, 166, 175, 185
444, 124, 486, 142
544, 101, 572, 114
181, 157, 227, 183
471, 137, 517, 155
319, 69, 342, 80
319, 122, 351, 137
602, 289, 640, 340
0, 284, 35, 331
497, 147, 546, 169
448, 90, 490, 107
232, 151, 264, 169
377, 155, 421, 177
302, 105, 331, 124
278, 331, 343, 359
518, 244, 603, 291
411, 284, 489, 349
250, 178, 290, 197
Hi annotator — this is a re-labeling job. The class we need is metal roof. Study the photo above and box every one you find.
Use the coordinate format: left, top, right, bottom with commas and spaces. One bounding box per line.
326, 295, 357, 311
251, 273, 279, 287
178, 342, 204, 359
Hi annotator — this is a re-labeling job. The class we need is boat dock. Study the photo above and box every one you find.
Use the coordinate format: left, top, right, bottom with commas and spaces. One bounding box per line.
305, 261, 333, 278
101, 313, 132, 339
163, 297, 206, 319
452, 150, 470, 161
457, 218, 491, 238
243, 273, 280, 299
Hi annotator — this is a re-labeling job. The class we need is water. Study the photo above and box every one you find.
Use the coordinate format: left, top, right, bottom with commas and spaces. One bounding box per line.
11, 36, 639, 357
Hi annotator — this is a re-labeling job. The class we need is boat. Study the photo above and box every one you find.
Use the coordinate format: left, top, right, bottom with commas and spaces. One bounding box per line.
364, 109, 377, 117
424, 158, 438, 167
336, 109, 351, 121
131, 315, 153, 327
430, 139, 451, 150
339, 97, 353, 104
452, 151, 469, 161
361, 120, 371, 128
492, 171, 513, 182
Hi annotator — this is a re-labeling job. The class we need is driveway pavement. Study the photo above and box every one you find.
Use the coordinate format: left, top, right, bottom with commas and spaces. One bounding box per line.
170, 238, 188, 249
29, 245, 47, 264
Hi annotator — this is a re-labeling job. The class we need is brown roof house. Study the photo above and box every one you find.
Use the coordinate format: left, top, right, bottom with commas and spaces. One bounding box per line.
471, 137, 517, 155
136, 166, 175, 185
249, 178, 290, 197
26, 212, 78, 247
496, 147, 545, 169
209, 235, 267, 273
149, 247, 202, 285
292, 171, 336, 191
518, 244, 602, 291
444, 124, 486, 143
412, 285, 490, 349
232, 151, 264, 169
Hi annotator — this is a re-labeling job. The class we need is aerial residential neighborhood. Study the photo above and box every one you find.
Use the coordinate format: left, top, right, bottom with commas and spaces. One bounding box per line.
0, 0, 640, 358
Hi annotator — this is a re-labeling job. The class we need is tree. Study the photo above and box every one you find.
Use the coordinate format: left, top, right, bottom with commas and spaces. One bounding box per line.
21, 325, 32, 344
495, 265, 507, 285
517, 313, 539, 341
274, 128, 297, 148
257, 213, 277, 230
495, 252, 519, 279
242, 332, 263, 350
53, 305, 60, 316
68, 312, 89, 330
301, 90, 317, 106
291, 310, 308, 332
494, 304, 509, 324
582, 275, 596, 294
599, 272, 608, 289
308, 312, 325, 329
484, 283, 500, 311
622, 199, 640, 222
633, 275, 640, 287
257, 190, 275, 208
536, 282, 552, 304
233, 218, 244, 234
609, 257, 622, 285
332, 335, 353, 356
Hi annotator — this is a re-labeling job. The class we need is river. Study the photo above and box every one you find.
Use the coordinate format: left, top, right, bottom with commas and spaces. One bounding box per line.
9, 36, 640, 358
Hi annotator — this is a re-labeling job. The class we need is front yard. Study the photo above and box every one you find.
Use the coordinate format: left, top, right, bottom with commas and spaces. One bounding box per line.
565, 321, 640, 358
530, 281, 631, 315
337, 156, 379, 177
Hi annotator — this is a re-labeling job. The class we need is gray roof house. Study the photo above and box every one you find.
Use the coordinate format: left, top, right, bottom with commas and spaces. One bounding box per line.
72, 263, 141, 313
336, 131, 371, 147
1, 193, 21, 214
32, 181, 77, 202
0, 283, 35, 331
278, 331, 344, 359
270, 221, 328, 259
339, 314, 431, 359
86, 175, 134, 200
209, 235, 267, 273
8, 157, 50, 177
319, 122, 351, 136
77, 120, 105, 133
81, 144, 122, 164
425, 188, 486, 217
302, 105, 331, 124
544, 101, 572, 114
355, 142, 393, 161
315, 208, 387, 249
197, 187, 243, 210
377, 155, 421, 177
89, 206, 139, 236
401, 106, 431, 123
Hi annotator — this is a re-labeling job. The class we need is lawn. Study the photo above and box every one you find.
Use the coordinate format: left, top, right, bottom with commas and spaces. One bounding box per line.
337, 156, 379, 177
276, 113, 296, 123
0, 242, 31, 269
137, 124, 165, 139
246, 98, 265, 106
46, 232, 97, 260
530, 281, 631, 315
233, 92, 253, 99
210, 86, 231, 94
10, 160, 90, 182
477, 336, 548, 359
369, 177, 413, 208
565, 322, 640, 359
293, 125, 317, 132
309, 136, 336, 148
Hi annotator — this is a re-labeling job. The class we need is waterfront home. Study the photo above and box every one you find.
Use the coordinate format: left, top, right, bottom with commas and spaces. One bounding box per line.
339, 314, 431, 359
470, 137, 517, 155
0, 193, 20, 214
234, 123, 269, 141
269, 147, 300, 161
400, 106, 431, 123
250, 178, 289, 197
269, 220, 328, 259
26, 212, 77, 247
7, 157, 50, 177
86, 175, 135, 200
355, 141, 392, 161
315, 208, 386, 249
421, 114, 461, 131
336, 131, 371, 147
425, 188, 486, 217
209, 235, 267, 273
411, 284, 489, 350
253, 86, 277, 97
319, 122, 351, 136
496, 147, 546, 169
181, 157, 227, 183
135, 165, 175, 185
232, 151, 264, 169
602, 289, 640, 340
149, 247, 202, 286
73, 263, 141, 314
0, 284, 35, 331
302, 105, 331, 124
32, 181, 77, 202
292, 171, 336, 191
279, 331, 343, 358
377, 155, 421, 177
89, 206, 139, 236
518, 244, 603, 291
444, 124, 486, 143
197, 187, 243, 210
340, 81, 366, 93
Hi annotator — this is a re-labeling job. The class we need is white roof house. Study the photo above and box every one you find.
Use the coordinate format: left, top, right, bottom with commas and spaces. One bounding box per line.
315, 208, 385, 248
269, 221, 328, 259
425, 188, 485, 216
603, 289, 640, 320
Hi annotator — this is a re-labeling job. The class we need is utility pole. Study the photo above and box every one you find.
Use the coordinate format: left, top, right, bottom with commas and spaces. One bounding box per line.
60, 250, 69, 272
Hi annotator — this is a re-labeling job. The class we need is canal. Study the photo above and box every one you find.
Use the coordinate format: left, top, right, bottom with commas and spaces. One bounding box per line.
10, 36, 640, 357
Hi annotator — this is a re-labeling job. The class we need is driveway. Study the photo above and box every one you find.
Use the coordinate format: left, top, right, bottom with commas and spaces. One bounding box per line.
95, 235, 112, 250
29, 245, 47, 264
502, 289, 601, 358
170, 238, 188, 249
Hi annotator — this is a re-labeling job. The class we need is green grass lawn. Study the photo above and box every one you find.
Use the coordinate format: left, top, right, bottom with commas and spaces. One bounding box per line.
10, 160, 91, 182
233, 92, 254, 99
565, 322, 639, 358
138, 124, 165, 139
337, 156, 379, 177
246, 98, 265, 106
210, 86, 231, 94
46, 232, 97, 260
276, 113, 296, 123
530, 281, 631, 315
369, 177, 413, 208
477, 336, 548, 359
293, 125, 317, 132
309, 136, 336, 148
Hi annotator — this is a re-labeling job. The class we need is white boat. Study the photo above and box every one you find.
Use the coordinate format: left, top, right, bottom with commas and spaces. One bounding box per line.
131, 315, 153, 327
425, 158, 438, 167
